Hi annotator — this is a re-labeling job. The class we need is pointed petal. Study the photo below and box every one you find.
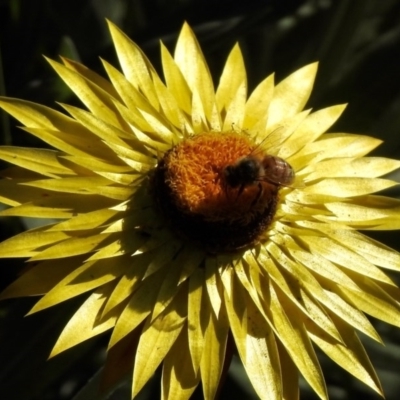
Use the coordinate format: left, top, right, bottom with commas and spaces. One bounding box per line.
109, 267, 168, 348
162, 327, 200, 400
267, 63, 318, 127
107, 20, 160, 110
204, 257, 222, 317
216, 43, 247, 115
280, 104, 347, 159
243, 74, 274, 131
50, 282, 118, 357
0, 147, 75, 178
132, 288, 186, 398
200, 296, 229, 400
310, 313, 383, 396
222, 268, 282, 400
28, 254, 131, 313
277, 341, 299, 400
160, 42, 192, 115
174, 23, 216, 123
302, 178, 397, 197
46, 58, 125, 129
61, 56, 121, 99
267, 282, 328, 400
188, 269, 207, 373
0, 257, 82, 299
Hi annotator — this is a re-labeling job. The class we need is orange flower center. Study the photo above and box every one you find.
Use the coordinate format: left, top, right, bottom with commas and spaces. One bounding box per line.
152, 132, 279, 252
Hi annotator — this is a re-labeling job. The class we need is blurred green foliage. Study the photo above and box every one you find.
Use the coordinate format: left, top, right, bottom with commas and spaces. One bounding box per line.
1, 0, 400, 399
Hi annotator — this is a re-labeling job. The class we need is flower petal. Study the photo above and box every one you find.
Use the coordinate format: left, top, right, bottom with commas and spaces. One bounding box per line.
107, 20, 160, 110
27, 254, 132, 314
132, 288, 187, 398
310, 314, 383, 396
222, 268, 282, 400
216, 43, 247, 115
0, 257, 81, 299
267, 63, 318, 127
174, 23, 216, 124
267, 282, 328, 400
162, 327, 200, 400
50, 282, 118, 357
46, 58, 125, 129
200, 293, 229, 400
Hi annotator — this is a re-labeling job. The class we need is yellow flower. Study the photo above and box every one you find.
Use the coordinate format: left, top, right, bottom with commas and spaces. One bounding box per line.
1, 21, 400, 400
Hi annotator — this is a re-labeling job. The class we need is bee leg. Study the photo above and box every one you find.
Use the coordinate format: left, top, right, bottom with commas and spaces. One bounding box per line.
251, 182, 263, 207
236, 183, 246, 201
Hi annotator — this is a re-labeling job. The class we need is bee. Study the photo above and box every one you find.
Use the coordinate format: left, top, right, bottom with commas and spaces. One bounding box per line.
223, 154, 295, 204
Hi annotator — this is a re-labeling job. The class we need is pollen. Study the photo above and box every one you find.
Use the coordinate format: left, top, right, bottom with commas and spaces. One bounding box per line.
153, 132, 279, 252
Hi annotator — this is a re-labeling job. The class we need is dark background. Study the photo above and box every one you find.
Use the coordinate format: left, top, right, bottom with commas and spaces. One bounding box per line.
1, 0, 400, 399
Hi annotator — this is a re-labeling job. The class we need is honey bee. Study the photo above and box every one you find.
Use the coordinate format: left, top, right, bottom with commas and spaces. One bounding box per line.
223, 154, 295, 203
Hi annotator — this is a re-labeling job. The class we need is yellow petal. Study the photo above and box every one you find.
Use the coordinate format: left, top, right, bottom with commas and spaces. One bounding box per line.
341, 279, 400, 327
0, 96, 87, 132
29, 232, 116, 261
322, 287, 381, 342
249, 248, 305, 313
132, 288, 186, 398
101, 251, 153, 318
0, 177, 62, 207
22, 127, 114, 160
162, 327, 200, 400
149, 250, 187, 322
50, 282, 118, 357
320, 198, 400, 229
107, 20, 160, 110
279, 104, 347, 159
48, 208, 120, 231
204, 257, 222, 317
60, 154, 133, 174
310, 313, 382, 396
222, 81, 247, 132
200, 294, 229, 400
0, 256, 81, 299
277, 341, 299, 400
21, 176, 114, 194
109, 267, 168, 348
0, 194, 116, 219
267, 241, 330, 304
303, 236, 397, 286
223, 268, 282, 400
233, 258, 269, 319
296, 134, 382, 162
267, 62, 318, 127
216, 43, 247, 114
302, 177, 397, 197
285, 247, 360, 291
304, 157, 400, 180
160, 42, 192, 115
101, 59, 156, 131
111, 101, 172, 151
262, 109, 311, 154
61, 103, 137, 145
0, 224, 69, 258
174, 23, 216, 123
61, 56, 121, 99
46, 58, 125, 129
243, 74, 274, 130
152, 68, 189, 132
188, 269, 206, 373
0, 147, 74, 178
267, 282, 328, 400
28, 254, 131, 314
297, 220, 400, 271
